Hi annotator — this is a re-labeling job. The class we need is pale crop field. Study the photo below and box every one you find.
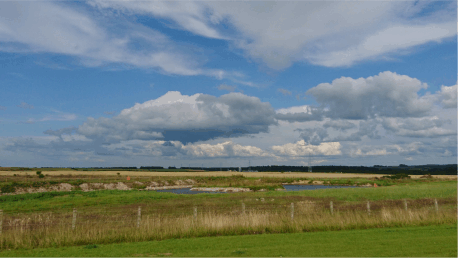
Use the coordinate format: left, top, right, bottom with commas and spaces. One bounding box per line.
0, 170, 455, 179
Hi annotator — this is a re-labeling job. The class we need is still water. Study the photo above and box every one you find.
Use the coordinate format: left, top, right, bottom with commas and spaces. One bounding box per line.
156, 185, 357, 194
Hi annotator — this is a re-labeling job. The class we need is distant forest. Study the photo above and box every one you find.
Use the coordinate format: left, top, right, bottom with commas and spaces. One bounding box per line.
56, 164, 458, 175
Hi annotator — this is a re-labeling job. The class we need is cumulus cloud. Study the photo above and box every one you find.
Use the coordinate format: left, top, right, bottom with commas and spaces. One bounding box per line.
182, 141, 275, 158
382, 116, 456, 138
323, 120, 357, 131
275, 105, 324, 122
306, 71, 432, 119
17, 102, 34, 109
437, 84, 457, 108
76, 91, 277, 144
271, 140, 341, 157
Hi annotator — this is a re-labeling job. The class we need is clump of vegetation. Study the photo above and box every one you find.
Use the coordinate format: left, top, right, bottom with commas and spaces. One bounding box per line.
1, 184, 16, 194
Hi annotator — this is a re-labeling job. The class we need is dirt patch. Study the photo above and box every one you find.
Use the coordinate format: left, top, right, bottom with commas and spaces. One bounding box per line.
174, 180, 186, 185
116, 182, 130, 190
79, 183, 93, 192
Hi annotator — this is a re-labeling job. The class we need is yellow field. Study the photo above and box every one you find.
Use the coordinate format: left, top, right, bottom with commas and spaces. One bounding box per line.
1, 170, 455, 179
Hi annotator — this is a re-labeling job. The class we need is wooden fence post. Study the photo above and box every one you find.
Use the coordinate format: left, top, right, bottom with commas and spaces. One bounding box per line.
72, 208, 77, 230
330, 201, 334, 215
0, 210, 3, 234
193, 206, 197, 220
434, 199, 439, 212
137, 206, 141, 228
242, 202, 245, 215
404, 199, 408, 211
290, 203, 294, 221
366, 201, 371, 215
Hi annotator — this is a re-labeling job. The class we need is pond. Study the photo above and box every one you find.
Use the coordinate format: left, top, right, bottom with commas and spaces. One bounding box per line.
155, 185, 357, 194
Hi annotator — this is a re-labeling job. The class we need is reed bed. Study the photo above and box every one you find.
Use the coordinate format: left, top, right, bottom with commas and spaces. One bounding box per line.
1, 200, 455, 250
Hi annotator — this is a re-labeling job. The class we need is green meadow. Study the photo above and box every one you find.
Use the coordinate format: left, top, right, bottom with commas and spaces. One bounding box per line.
1, 224, 456, 257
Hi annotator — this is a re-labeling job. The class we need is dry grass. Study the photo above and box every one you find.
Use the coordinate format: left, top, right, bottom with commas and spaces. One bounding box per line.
1, 200, 455, 250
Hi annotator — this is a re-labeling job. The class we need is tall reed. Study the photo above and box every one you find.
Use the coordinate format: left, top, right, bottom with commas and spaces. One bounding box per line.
1, 203, 455, 250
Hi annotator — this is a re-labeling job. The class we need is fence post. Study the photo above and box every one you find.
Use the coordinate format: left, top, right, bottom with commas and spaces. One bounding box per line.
434, 199, 439, 212
72, 208, 77, 230
330, 201, 334, 215
403, 199, 408, 211
193, 206, 197, 220
137, 206, 141, 228
0, 210, 3, 234
366, 201, 371, 215
242, 202, 246, 215
290, 203, 294, 221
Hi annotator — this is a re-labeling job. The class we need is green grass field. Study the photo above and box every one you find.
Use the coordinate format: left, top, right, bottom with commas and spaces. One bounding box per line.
1, 180, 455, 214
1, 224, 456, 257
1, 176, 456, 254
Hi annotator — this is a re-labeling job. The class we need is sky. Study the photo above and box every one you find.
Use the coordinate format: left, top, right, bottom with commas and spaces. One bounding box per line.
0, 0, 456, 168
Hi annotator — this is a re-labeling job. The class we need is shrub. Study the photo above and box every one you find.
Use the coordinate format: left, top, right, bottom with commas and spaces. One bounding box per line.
1, 184, 16, 193
36, 171, 42, 175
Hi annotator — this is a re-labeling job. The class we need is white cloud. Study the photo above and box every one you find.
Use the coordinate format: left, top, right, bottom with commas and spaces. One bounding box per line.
309, 22, 456, 67
275, 105, 324, 122
76, 91, 277, 143
89, 0, 226, 40
182, 141, 275, 158
271, 140, 341, 157
437, 84, 457, 108
382, 116, 456, 138
0, 1, 228, 78
306, 71, 432, 119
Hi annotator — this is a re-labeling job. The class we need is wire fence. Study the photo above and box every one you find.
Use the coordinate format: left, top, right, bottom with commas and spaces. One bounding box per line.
0, 198, 448, 232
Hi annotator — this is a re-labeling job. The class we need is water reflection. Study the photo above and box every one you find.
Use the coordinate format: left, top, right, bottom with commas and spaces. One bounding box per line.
156, 188, 225, 194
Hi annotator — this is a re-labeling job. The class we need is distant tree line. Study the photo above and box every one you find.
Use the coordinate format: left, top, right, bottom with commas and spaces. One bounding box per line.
58, 164, 458, 175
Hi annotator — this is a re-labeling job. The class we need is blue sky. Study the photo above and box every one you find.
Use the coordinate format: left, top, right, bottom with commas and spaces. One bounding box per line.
0, 0, 456, 167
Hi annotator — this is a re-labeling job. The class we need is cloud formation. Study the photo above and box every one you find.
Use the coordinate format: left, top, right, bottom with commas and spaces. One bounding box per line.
0, 1, 228, 78
73, 91, 277, 144
92, 1, 455, 70
306, 71, 433, 119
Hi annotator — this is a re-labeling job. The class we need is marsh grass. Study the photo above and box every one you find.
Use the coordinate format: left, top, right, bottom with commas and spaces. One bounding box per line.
1, 200, 455, 250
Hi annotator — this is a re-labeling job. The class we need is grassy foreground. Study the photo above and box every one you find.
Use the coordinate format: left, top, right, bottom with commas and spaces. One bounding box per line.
1, 224, 456, 257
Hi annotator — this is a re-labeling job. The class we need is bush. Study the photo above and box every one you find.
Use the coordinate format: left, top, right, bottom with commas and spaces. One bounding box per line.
38, 174, 45, 178
1, 184, 16, 193
36, 171, 42, 175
